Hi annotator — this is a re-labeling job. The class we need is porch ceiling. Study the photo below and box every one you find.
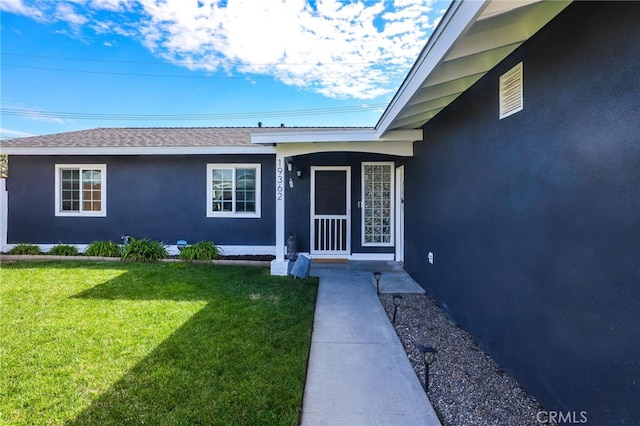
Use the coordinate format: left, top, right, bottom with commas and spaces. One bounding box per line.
376, 0, 572, 136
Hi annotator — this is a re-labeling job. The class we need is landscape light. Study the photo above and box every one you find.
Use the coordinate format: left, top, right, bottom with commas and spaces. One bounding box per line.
392, 294, 403, 324
419, 345, 437, 391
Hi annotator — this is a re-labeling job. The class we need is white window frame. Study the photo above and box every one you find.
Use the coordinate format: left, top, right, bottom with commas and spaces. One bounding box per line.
55, 164, 107, 217
206, 163, 261, 218
499, 62, 524, 119
361, 161, 395, 247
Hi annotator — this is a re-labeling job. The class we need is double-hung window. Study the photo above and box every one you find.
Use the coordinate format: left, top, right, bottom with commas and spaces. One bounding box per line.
55, 164, 106, 216
207, 164, 261, 217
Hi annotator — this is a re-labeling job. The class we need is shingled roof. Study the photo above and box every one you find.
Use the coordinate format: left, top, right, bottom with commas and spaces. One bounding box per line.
0, 126, 367, 149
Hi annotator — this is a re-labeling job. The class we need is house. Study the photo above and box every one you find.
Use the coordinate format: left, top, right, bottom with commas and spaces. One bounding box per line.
1, 1, 638, 424
0, 126, 418, 267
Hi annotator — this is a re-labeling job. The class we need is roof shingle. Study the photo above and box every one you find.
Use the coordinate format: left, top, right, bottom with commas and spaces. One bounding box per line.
0, 127, 368, 149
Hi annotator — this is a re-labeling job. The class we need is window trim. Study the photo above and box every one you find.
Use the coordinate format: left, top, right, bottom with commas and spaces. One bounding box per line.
361, 161, 395, 247
206, 163, 261, 218
55, 164, 107, 217
499, 62, 523, 119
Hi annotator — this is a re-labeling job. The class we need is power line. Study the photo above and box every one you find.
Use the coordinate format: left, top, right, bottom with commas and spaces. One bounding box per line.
0, 104, 387, 121
3, 61, 381, 80
1, 64, 274, 79
1, 52, 374, 67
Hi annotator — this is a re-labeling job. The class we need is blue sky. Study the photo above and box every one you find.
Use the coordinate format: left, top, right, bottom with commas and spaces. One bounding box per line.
1, 0, 449, 139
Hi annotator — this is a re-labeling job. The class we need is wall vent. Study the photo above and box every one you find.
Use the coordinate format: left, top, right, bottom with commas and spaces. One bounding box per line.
499, 62, 523, 119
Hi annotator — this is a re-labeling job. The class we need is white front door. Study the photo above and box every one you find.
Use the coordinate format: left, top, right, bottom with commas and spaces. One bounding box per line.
395, 166, 405, 263
310, 166, 351, 256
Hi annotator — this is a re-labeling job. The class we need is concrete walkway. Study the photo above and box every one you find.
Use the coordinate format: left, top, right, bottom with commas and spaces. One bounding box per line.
300, 261, 441, 426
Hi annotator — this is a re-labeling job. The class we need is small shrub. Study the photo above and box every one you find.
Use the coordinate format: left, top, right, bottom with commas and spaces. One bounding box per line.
48, 244, 79, 256
84, 240, 123, 257
8, 244, 43, 255
179, 241, 222, 262
121, 238, 168, 262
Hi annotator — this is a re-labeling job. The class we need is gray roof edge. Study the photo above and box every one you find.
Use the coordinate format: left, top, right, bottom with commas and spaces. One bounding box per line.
0, 126, 370, 150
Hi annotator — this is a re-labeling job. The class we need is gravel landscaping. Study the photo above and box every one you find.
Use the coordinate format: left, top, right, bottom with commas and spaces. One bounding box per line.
379, 293, 552, 426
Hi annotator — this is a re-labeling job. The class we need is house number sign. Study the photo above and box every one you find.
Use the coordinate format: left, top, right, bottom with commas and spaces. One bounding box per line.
276, 158, 284, 201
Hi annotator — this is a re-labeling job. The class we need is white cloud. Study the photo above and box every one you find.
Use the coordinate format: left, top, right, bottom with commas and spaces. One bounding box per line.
88, 0, 129, 11
0, 0, 47, 22
0, 128, 36, 139
55, 3, 89, 28
1, 0, 448, 99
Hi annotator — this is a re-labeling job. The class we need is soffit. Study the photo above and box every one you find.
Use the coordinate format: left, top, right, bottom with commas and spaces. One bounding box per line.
376, 0, 572, 135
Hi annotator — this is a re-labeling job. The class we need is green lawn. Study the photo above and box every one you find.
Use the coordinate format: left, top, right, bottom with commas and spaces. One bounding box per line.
0, 261, 318, 425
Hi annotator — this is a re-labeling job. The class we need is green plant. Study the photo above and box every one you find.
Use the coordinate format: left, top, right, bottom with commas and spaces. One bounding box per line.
84, 240, 123, 257
179, 241, 222, 261
47, 244, 79, 256
0, 261, 318, 425
0, 153, 7, 178
121, 237, 168, 262
7, 243, 43, 255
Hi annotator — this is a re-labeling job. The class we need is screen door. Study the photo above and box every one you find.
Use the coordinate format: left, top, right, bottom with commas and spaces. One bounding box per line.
310, 166, 351, 255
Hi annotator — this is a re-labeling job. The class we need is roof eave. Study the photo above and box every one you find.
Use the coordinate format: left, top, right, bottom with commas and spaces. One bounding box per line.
251, 129, 422, 144
375, 0, 572, 136
0, 146, 277, 156
375, 0, 484, 136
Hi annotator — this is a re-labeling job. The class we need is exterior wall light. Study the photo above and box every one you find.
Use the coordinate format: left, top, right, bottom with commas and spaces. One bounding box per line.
419, 345, 437, 391
373, 271, 381, 295
286, 158, 296, 187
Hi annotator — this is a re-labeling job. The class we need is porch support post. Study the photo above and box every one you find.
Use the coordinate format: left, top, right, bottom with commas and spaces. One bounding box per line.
270, 152, 290, 275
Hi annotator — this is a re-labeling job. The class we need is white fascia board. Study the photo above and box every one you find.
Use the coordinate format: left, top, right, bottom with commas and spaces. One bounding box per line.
276, 141, 414, 157
375, 0, 487, 136
251, 129, 421, 144
0, 146, 277, 156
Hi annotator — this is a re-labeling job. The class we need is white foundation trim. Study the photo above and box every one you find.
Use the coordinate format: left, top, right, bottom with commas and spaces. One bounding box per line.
3, 243, 275, 257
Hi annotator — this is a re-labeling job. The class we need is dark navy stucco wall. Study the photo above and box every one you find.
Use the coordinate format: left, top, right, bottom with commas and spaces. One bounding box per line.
7, 154, 276, 246
285, 152, 406, 254
404, 2, 640, 424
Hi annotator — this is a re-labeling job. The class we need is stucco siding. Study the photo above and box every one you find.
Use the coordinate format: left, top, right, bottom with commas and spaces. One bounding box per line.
7, 154, 276, 246
404, 2, 640, 424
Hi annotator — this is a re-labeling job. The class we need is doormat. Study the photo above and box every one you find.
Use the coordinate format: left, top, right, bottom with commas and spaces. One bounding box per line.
312, 258, 349, 264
